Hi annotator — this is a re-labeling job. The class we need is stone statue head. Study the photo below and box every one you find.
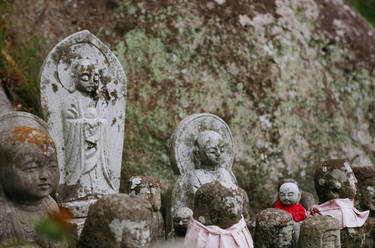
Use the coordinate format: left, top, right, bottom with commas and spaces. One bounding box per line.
314, 159, 357, 203
173, 207, 193, 235
279, 182, 301, 206
353, 166, 375, 215
0, 126, 59, 204
297, 215, 340, 248
193, 182, 243, 229
193, 130, 225, 169
254, 208, 294, 248
78, 194, 153, 248
72, 59, 100, 94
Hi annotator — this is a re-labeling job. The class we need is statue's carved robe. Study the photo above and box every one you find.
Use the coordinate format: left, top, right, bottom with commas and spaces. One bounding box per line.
62, 93, 115, 196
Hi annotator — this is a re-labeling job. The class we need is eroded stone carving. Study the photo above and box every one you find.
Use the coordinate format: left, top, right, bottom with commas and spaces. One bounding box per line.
297, 215, 340, 248
170, 113, 249, 235
78, 194, 152, 248
0, 111, 62, 247
254, 208, 294, 248
185, 182, 254, 248
129, 176, 165, 243
39, 30, 126, 229
310, 159, 369, 248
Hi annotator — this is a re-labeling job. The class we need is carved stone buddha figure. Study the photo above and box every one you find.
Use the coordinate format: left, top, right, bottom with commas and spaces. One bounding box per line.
172, 130, 238, 235
0, 124, 60, 247
62, 58, 114, 197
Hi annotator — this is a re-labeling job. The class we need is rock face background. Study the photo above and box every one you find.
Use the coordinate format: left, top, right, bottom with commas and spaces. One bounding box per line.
1, 0, 375, 210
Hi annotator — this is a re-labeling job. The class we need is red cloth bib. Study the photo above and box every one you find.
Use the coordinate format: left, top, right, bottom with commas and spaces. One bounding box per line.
274, 201, 307, 222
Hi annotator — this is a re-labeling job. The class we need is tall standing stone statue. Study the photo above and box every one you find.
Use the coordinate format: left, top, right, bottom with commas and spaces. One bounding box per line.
0, 111, 62, 247
170, 113, 250, 236
39, 30, 127, 230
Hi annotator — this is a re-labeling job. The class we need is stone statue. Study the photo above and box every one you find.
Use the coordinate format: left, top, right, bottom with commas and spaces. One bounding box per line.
128, 176, 165, 243
310, 159, 369, 247
78, 194, 153, 248
170, 113, 249, 235
297, 215, 340, 248
254, 208, 294, 248
275, 178, 316, 210
39, 30, 127, 232
274, 182, 307, 243
353, 165, 375, 248
0, 111, 62, 247
184, 182, 253, 248
275, 182, 307, 222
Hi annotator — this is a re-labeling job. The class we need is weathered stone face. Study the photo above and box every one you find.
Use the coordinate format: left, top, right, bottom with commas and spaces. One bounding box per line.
0, 111, 62, 247
78, 194, 152, 248
298, 215, 340, 248
194, 130, 225, 169
1, 128, 59, 203
173, 207, 193, 235
73, 59, 100, 94
279, 182, 301, 206
193, 182, 243, 229
315, 159, 358, 203
254, 208, 294, 248
0, 112, 59, 204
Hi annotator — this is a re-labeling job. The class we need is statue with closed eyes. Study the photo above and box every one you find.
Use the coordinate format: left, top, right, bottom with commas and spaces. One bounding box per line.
0, 111, 61, 247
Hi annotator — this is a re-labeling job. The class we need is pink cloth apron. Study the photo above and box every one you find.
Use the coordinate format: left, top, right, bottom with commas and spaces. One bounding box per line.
184, 216, 253, 248
309, 198, 369, 229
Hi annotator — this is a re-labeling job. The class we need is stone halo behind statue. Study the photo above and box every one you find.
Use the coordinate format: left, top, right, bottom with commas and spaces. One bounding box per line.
170, 113, 235, 175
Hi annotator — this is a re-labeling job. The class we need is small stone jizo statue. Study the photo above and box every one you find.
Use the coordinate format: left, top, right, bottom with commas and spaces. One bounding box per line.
185, 182, 253, 248
297, 215, 340, 248
310, 159, 369, 247
254, 208, 294, 248
0, 111, 61, 247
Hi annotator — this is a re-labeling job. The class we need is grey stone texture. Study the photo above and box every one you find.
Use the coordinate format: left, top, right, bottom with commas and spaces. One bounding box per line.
353, 165, 375, 248
39, 30, 127, 228
0, 86, 12, 115
129, 176, 165, 242
297, 215, 340, 248
170, 113, 250, 235
0, 111, 63, 247
78, 193, 153, 248
254, 208, 294, 248
314, 159, 366, 247
193, 182, 244, 229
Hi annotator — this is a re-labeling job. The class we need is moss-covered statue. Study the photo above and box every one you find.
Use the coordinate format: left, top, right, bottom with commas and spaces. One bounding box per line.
170, 113, 251, 236
0, 111, 62, 247
254, 208, 294, 248
185, 182, 253, 248
310, 159, 369, 248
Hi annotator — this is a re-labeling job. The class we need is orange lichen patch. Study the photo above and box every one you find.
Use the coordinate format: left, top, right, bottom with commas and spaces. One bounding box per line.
7, 126, 54, 152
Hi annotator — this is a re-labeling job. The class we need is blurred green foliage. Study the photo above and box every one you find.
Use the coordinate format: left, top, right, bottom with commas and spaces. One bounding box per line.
349, 0, 375, 26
